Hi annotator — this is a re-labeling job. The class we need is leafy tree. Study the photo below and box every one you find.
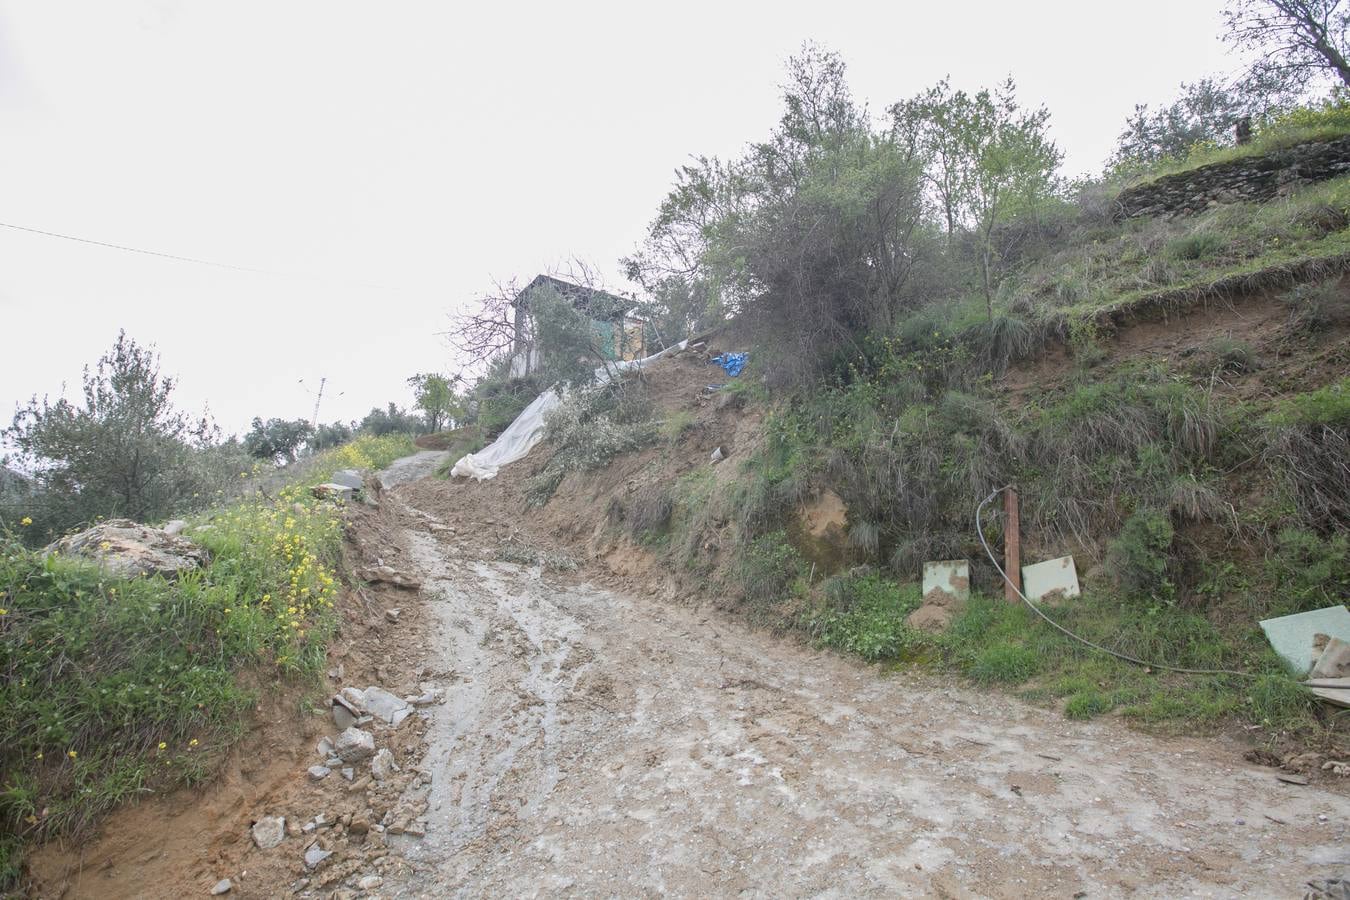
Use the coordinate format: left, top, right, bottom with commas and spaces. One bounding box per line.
1110, 78, 1253, 170
893, 78, 1061, 317
310, 420, 355, 451
407, 373, 461, 433
244, 417, 313, 464
4, 332, 214, 528
1225, 0, 1350, 96
629, 44, 933, 382
359, 402, 424, 436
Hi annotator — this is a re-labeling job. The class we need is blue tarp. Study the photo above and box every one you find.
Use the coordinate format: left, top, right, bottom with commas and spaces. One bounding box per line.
711, 352, 748, 377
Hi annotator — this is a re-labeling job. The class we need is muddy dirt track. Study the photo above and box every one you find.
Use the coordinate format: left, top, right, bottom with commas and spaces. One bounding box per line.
370, 468, 1350, 900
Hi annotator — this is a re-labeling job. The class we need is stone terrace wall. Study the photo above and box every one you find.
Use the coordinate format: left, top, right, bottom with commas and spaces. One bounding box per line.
1115, 135, 1350, 219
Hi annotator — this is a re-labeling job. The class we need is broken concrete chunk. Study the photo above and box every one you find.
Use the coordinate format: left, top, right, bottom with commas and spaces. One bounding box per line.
331, 469, 364, 490
311, 483, 355, 502
1311, 636, 1350, 679
909, 560, 971, 632
303, 845, 332, 870
362, 686, 411, 725
251, 816, 286, 850
370, 748, 396, 781
1260, 606, 1350, 674
1022, 556, 1081, 603
334, 727, 376, 763
357, 565, 422, 590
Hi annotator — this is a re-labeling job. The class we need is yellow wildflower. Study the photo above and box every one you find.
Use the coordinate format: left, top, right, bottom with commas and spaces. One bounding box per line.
20, 516, 32, 527
67, 750, 78, 759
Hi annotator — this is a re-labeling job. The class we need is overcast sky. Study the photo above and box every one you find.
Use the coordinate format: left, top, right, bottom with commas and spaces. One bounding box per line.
1, 1, 1238, 435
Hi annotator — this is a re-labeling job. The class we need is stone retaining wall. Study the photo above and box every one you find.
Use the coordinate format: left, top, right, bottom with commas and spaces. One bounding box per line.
1114, 136, 1350, 219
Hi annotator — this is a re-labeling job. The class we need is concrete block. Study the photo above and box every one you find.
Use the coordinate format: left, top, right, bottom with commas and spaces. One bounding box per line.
922, 560, 970, 603
1259, 605, 1350, 675
1022, 556, 1080, 603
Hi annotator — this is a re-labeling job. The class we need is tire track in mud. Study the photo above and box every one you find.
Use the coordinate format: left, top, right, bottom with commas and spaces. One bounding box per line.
381, 491, 1350, 899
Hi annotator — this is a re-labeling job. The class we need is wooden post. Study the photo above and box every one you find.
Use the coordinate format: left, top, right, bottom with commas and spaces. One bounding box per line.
1004, 487, 1021, 603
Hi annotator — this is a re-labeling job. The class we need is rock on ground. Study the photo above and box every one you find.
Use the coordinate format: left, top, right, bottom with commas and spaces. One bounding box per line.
250, 816, 285, 850
44, 519, 209, 579
334, 727, 375, 763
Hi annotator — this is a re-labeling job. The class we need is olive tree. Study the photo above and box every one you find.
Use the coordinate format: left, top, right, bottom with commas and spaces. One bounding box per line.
4, 332, 215, 529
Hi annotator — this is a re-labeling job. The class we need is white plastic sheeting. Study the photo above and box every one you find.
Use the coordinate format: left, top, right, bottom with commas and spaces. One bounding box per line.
450, 340, 689, 481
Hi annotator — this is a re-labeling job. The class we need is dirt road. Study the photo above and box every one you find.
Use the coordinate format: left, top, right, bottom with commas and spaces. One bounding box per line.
375, 482, 1349, 899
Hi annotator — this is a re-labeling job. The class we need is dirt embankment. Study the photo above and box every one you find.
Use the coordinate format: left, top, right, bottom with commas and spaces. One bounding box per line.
26, 482, 442, 899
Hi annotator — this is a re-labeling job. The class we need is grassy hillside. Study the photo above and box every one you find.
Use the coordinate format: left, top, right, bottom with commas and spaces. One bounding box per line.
0, 433, 413, 888
511, 150, 1350, 749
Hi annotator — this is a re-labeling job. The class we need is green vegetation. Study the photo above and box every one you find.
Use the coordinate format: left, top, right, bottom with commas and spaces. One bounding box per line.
0, 431, 412, 889
524, 382, 659, 507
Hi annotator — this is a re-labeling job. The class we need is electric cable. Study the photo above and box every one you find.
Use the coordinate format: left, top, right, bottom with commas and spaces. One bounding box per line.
975, 485, 1255, 678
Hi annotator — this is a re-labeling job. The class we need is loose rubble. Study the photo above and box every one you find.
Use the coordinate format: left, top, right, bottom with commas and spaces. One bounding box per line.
251, 816, 286, 850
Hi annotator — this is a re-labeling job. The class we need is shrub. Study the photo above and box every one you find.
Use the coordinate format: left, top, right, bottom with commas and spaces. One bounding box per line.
812, 574, 924, 661
525, 383, 658, 506
1167, 229, 1227, 261
627, 484, 675, 540
1205, 337, 1258, 374
1266, 527, 1350, 614
1105, 509, 1176, 601
734, 532, 804, 615
1263, 378, 1350, 528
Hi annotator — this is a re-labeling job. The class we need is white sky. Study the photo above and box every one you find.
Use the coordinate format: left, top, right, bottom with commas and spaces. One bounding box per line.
1, 0, 1236, 435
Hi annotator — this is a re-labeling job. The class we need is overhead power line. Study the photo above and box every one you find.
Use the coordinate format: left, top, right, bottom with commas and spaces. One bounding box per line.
0, 220, 286, 277
0, 219, 406, 292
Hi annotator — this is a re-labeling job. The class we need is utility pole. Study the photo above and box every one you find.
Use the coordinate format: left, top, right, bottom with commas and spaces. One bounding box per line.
311, 376, 326, 428
299, 377, 342, 428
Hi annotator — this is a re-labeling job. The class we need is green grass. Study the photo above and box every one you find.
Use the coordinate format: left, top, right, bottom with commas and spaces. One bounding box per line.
1125, 104, 1350, 186
1010, 176, 1350, 321
0, 433, 414, 890
810, 574, 923, 661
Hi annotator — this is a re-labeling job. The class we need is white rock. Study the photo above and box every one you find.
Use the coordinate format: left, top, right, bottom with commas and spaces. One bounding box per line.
331, 469, 364, 489
317, 737, 335, 757
308, 765, 330, 781
334, 727, 375, 763
341, 767, 354, 781
163, 519, 188, 536
338, 686, 367, 712
370, 748, 396, 781
385, 608, 401, 623
303, 845, 332, 870
251, 816, 286, 850
210, 878, 232, 895
357, 875, 383, 890
332, 701, 356, 730
362, 686, 410, 726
